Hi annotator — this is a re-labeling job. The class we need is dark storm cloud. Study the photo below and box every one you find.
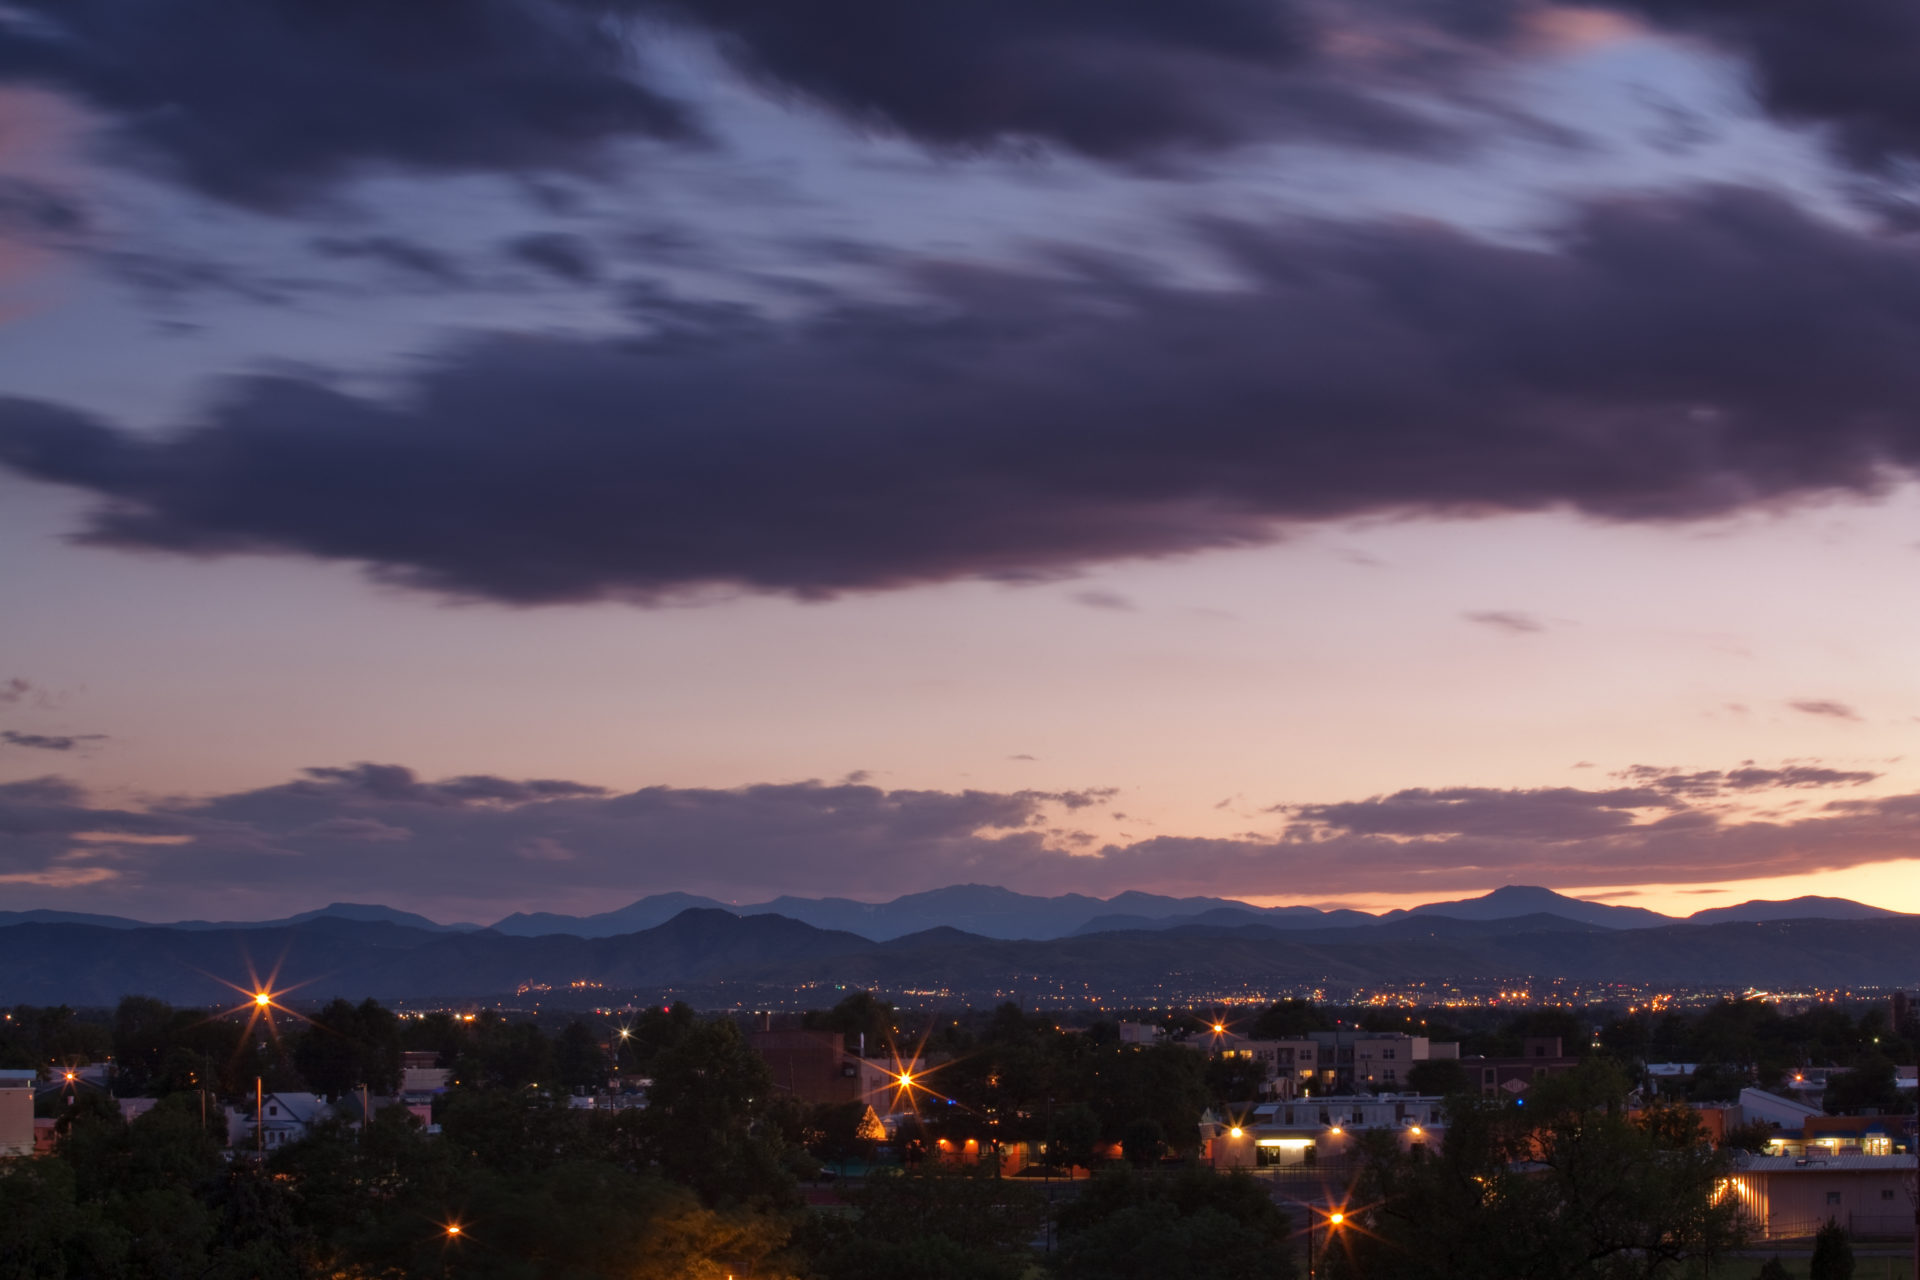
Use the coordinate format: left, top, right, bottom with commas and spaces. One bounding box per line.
1608, 0, 1920, 172
0, 764, 1112, 907
312, 236, 470, 287
0, 731, 105, 752
0, 0, 696, 209
506, 232, 600, 283
10, 187, 1920, 604
1284, 785, 1680, 840
645, 0, 1464, 163
5, 760, 1920, 912
0, 179, 87, 235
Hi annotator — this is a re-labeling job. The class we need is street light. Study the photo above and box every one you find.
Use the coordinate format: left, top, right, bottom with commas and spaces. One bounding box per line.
1309, 1207, 1346, 1279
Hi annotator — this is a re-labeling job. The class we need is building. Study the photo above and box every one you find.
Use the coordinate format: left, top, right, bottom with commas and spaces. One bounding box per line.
1186, 1029, 1323, 1098
0, 1069, 34, 1157
1460, 1036, 1581, 1095
1188, 1028, 1459, 1097
1717, 1154, 1918, 1241
400, 1050, 450, 1096
233, 1091, 332, 1150
750, 1028, 900, 1109
1203, 1094, 1447, 1168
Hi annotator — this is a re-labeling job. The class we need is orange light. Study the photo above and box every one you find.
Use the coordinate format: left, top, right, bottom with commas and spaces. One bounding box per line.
64, 1071, 76, 1082
446, 1224, 462, 1238
254, 992, 271, 1008
897, 1072, 913, 1087
1329, 1212, 1345, 1227
1329, 1125, 1342, 1135
1212, 1023, 1225, 1033
1409, 1125, 1422, 1136
1229, 1126, 1243, 1138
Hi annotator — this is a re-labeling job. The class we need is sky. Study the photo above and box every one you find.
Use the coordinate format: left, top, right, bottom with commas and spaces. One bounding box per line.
5, 1, 1920, 925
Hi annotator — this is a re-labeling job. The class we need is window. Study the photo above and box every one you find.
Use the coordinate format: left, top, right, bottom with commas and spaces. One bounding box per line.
1382, 1049, 1396, 1060
1826, 1192, 1842, 1206
1884, 1190, 1897, 1201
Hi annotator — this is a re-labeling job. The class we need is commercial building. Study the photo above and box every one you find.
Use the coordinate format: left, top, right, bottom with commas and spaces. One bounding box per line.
1717, 1154, 1918, 1241
1204, 1094, 1447, 1168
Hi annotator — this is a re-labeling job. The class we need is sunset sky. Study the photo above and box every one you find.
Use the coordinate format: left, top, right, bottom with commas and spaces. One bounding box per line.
5, 2, 1920, 924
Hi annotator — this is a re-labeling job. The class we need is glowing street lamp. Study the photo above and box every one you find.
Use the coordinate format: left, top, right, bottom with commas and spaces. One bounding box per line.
254, 992, 272, 1008
1309, 1206, 1346, 1279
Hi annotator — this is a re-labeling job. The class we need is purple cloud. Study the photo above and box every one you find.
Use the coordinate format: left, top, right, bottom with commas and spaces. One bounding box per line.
12, 189, 1920, 604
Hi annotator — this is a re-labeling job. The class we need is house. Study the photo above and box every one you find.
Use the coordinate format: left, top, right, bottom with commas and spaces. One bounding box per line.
235, 1091, 332, 1150
0, 1069, 34, 1157
1717, 1154, 1918, 1241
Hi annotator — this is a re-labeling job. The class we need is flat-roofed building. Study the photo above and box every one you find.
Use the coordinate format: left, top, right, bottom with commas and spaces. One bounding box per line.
1718, 1154, 1918, 1241
1205, 1093, 1447, 1168
0, 1070, 34, 1157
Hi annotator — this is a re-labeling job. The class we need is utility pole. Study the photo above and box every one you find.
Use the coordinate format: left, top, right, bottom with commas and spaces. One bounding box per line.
255, 1076, 263, 1156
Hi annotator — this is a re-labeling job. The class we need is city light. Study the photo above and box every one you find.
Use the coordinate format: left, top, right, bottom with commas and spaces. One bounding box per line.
1329, 1213, 1344, 1227
897, 1071, 913, 1087
255, 992, 272, 1007
1229, 1126, 1243, 1138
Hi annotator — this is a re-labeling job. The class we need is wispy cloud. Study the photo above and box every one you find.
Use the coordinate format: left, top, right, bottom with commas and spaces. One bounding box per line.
1, 730, 105, 752
1463, 610, 1545, 635
1789, 699, 1861, 721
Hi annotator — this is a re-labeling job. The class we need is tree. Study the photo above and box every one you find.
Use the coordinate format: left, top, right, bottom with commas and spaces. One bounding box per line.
292, 998, 401, 1099
1326, 1061, 1745, 1279
554, 1019, 608, 1093
1721, 1119, 1777, 1154
1249, 1000, 1333, 1040
1685, 1061, 1745, 1103
1121, 1117, 1166, 1167
632, 1014, 793, 1206
1822, 1055, 1913, 1116
1205, 1053, 1269, 1104
1055, 1167, 1297, 1280
1049, 1102, 1103, 1173
1810, 1220, 1854, 1280
1405, 1058, 1472, 1097
1756, 1258, 1790, 1280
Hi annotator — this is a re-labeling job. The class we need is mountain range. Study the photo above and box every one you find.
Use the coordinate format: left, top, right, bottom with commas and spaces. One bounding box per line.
1, 885, 1903, 944
0, 888, 1914, 1006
